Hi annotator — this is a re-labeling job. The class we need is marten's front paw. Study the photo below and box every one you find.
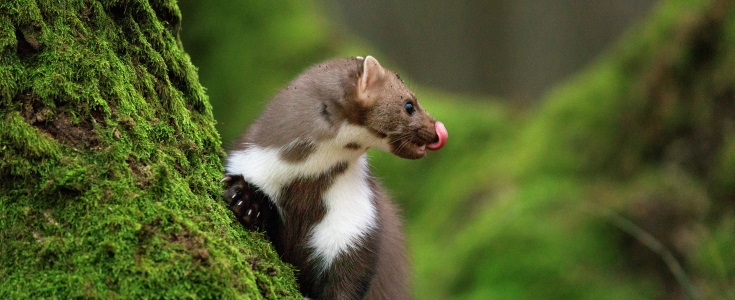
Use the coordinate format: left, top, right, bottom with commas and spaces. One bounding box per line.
222, 175, 273, 229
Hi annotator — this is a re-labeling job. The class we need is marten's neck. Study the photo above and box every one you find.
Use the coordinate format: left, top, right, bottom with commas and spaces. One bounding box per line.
226, 121, 382, 271
226, 121, 386, 198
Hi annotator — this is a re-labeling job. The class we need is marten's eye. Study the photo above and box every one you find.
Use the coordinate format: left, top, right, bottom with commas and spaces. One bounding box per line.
404, 102, 415, 115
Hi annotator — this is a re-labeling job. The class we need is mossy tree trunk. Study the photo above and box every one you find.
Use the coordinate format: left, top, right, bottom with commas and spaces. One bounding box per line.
0, 1, 299, 298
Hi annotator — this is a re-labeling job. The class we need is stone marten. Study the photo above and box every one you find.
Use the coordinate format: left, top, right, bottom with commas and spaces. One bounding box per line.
223, 56, 447, 299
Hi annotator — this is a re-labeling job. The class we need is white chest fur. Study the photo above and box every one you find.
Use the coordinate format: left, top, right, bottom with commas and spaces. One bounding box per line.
225, 122, 386, 270
307, 156, 376, 271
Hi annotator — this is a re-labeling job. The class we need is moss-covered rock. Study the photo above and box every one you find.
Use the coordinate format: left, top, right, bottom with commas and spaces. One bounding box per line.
0, 0, 299, 298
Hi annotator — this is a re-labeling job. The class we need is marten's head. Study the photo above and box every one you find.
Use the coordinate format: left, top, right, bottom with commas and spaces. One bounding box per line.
354, 56, 447, 159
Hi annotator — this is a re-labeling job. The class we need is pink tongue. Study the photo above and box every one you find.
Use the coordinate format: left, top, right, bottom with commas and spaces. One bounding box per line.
427, 121, 447, 151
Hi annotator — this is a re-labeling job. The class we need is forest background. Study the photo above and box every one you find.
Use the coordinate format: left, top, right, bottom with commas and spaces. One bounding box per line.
180, 0, 734, 299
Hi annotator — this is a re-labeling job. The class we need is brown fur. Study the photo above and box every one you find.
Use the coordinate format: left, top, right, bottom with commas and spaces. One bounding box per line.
344, 142, 362, 150
365, 180, 410, 300
235, 59, 364, 151
279, 140, 317, 163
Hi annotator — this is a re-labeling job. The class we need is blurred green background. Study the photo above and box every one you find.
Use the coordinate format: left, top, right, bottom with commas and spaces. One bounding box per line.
178, 0, 734, 299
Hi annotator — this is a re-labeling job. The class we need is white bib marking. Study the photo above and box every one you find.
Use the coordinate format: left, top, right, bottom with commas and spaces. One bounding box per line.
307, 156, 376, 271
225, 122, 385, 270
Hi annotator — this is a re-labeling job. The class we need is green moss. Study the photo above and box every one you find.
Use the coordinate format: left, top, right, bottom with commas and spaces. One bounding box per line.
0, 0, 299, 298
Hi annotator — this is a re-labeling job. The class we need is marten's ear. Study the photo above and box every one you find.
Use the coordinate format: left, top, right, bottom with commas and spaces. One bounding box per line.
358, 56, 386, 102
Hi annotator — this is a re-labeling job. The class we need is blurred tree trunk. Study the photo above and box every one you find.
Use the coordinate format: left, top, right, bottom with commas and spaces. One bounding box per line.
0, 0, 299, 298
322, 0, 657, 101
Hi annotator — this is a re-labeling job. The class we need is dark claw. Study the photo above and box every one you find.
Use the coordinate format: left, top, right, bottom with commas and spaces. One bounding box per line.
223, 174, 277, 230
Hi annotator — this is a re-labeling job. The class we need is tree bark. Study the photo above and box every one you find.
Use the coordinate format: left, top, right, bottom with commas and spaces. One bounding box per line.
0, 0, 300, 298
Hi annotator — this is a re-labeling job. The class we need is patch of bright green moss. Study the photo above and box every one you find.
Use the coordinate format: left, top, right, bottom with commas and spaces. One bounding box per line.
0, 0, 299, 298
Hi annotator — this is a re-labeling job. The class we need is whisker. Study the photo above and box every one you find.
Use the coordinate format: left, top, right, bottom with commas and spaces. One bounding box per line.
395, 137, 413, 154
390, 132, 414, 144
